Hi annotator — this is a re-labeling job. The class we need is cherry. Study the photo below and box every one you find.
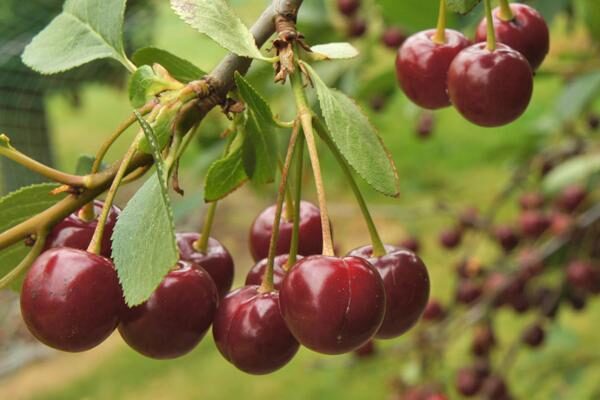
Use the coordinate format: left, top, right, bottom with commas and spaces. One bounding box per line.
456, 280, 483, 305
20, 248, 123, 352
337, 0, 360, 16
519, 210, 550, 238
348, 18, 367, 38
44, 200, 120, 258
481, 375, 508, 400
245, 254, 303, 290
249, 200, 322, 262
396, 29, 470, 109
422, 299, 446, 322
566, 260, 597, 293
381, 26, 407, 49
279, 255, 385, 354
213, 286, 298, 374
459, 207, 480, 230
400, 237, 421, 253
456, 258, 485, 279
519, 192, 545, 210
475, 3, 549, 70
447, 43, 533, 127
439, 227, 462, 249
517, 248, 544, 279
353, 340, 376, 358
493, 225, 520, 252
176, 232, 234, 297
550, 212, 574, 236
348, 244, 430, 338
118, 260, 218, 359
471, 324, 496, 357
522, 323, 545, 347
456, 367, 482, 397
555, 184, 587, 213
567, 291, 587, 312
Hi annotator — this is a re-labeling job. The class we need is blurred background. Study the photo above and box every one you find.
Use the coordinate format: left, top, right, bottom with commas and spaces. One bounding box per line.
0, 0, 599, 399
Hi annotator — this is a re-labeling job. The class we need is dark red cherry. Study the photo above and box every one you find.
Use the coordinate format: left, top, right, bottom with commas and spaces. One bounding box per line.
249, 201, 322, 262
447, 43, 533, 127
549, 212, 574, 236
353, 339, 377, 358
396, 29, 471, 109
118, 260, 218, 359
176, 232, 234, 297
456, 280, 483, 305
456, 367, 483, 397
347, 244, 430, 338
519, 191, 544, 210
519, 210, 550, 238
348, 18, 367, 38
400, 237, 421, 253
555, 184, 587, 213
566, 260, 597, 293
422, 299, 446, 322
471, 323, 496, 357
382, 26, 407, 49
475, 4, 549, 70
522, 323, 545, 347
245, 254, 303, 290
416, 111, 435, 139
493, 225, 520, 252
212, 285, 298, 374
337, 0, 360, 16
439, 228, 462, 249
44, 200, 120, 258
279, 255, 385, 354
481, 375, 508, 400
20, 248, 123, 352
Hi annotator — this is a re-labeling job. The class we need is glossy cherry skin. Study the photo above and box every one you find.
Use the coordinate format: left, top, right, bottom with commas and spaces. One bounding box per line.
447, 43, 533, 127
396, 29, 471, 109
44, 200, 120, 258
475, 4, 549, 70
279, 255, 385, 354
249, 201, 322, 262
245, 254, 303, 290
176, 232, 234, 297
20, 248, 123, 352
213, 285, 299, 374
347, 244, 430, 338
118, 261, 218, 359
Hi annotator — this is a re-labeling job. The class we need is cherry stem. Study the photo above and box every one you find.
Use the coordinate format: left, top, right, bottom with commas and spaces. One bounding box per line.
0, 230, 47, 289
194, 201, 217, 253
498, 0, 514, 21
433, 0, 447, 44
260, 121, 301, 293
86, 134, 143, 255
484, 0, 497, 51
313, 117, 386, 257
286, 133, 304, 270
279, 158, 295, 221
290, 68, 334, 257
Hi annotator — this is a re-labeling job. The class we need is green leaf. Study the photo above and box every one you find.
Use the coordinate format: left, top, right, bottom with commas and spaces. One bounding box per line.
577, 0, 600, 41
21, 0, 131, 74
543, 153, 600, 194
204, 145, 248, 202
128, 65, 183, 108
555, 72, 600, 124
0, 183, 67, 289
302, 62, 400, 197
447, 0, 482, 14
112, 113, 178, 306
310, 43, 359, 61
170, 0, 266, 60
138, 102, 182, 154
132, 47, 206, 83
74, 154, 108, 176
234, 73, 277, 184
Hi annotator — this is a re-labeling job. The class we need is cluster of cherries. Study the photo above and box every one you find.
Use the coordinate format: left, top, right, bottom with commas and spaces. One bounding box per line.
19, 198, 431, 374
395, 3, 549, 127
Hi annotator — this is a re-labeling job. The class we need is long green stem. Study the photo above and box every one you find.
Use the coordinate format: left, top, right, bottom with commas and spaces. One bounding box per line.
433, 0, 447, 44
194, 202, 217, 253
290, 71, 334, 257
87, 134, 143, 255
498, 0, 513, 21
313, 118, 386, 257
0, 230, 47, 289
280, 158, 295, 222
260, 121, 301, 293
286, 133, 304, 270
484, 0, 497, 51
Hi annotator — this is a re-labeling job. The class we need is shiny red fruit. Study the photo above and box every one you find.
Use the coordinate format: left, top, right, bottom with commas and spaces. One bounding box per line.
475, 4, 549, 70
118, 261, 218, 359
381, 26, 407, 49
249, 201, 322, 262
44, 200, 120, 258
213, 286, 299, 374
245, 254, 303, 290
347, 245, 430, 338
447, 43, 533, 127
279, 255, 385, 354
176, 232, 234, 297
21, 248, 123, 352
395, 29, 470, 109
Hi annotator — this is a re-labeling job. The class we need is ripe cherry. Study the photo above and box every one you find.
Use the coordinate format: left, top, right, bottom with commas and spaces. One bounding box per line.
519, 210, 550, 238
456, 280, 483, 305
279, 255, 385, 354
471, 323, 496, 357
213, 285, 299, 374
456, 367, 482, 397
118, 261, 218, 359
245, 254, 302, 290
475, 3, 549, 70
447, 43, 533, 127
249, 201, 322, 262
400, 236, 421, 253
21, 248, 123, 352
337, 0, 360, 16
348, 245, 430, 338
44, 200, 120, 258
353, 340, 377, 359
422, 299, 446, 322
395, 29, 470, 109
522, 323, 545, 347
381, 26, 407, 49
493, 225, 520, 252
176, 232, 234, 297
439, 227, 462, 249
481, 375, 509, 400
550, 212, 574, 236
519, 191, 545, 210
416, 111, 435, 139
555, 184, 587, 213
566, 260, 597, 293
348, 18, 367, 38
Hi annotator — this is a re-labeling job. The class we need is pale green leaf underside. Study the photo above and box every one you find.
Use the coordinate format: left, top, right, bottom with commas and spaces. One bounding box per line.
170, 0, 266, 60
204, 146, 248, 202
311, 43, 359, 60
132, 47, 206, 83
302, 62, 399, 197
22, 0, 129, 74
447, 0, 482, 14
543, 154, 600, 194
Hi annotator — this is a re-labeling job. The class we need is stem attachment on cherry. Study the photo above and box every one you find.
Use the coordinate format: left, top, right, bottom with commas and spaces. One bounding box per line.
194, 202, 217, 253
433, 0, 447, 44
484, 0, 497, 51
260, 121, 301, 293
498, 0, 514, 21
286, 133, 304, 270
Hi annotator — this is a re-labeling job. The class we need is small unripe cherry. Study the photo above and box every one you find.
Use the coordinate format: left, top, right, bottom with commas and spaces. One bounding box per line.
519, 192, 545, 210
522, 323, 545, 347
347, 18, 367, 38
439, 228, 462, 249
